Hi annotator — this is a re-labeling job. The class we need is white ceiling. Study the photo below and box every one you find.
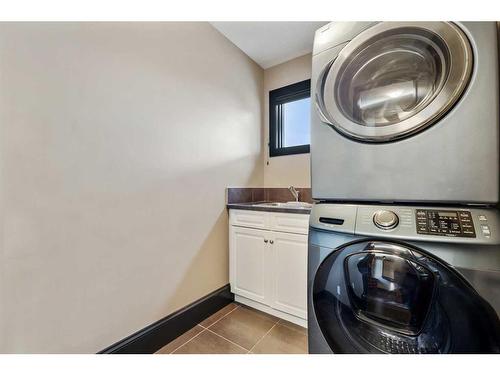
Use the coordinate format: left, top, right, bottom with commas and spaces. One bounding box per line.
210, 22, 328, 69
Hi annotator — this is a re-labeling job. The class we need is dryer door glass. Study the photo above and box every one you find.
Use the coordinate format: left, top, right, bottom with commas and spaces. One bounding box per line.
312, 240, 500, 353
336, 34, 444, 127
316, 22, 473, 142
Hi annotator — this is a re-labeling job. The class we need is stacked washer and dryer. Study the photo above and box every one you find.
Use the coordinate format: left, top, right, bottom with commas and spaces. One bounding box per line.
307, 22, 500, 353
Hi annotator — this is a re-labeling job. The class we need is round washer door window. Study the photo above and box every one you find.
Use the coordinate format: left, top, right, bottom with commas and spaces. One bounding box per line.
312, 240, 500, 353
316, 22, 473, 142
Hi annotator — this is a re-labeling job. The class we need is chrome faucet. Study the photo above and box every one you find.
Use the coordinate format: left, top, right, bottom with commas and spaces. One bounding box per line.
288, 186, 300, 202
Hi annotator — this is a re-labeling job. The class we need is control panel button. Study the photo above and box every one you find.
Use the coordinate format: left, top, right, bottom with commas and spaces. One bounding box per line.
373, 210, 399, 230
478, 215, 487, 221
481, 225, 491, 237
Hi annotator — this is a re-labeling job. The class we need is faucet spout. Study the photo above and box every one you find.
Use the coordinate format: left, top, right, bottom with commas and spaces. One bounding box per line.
288, 186, 300, 202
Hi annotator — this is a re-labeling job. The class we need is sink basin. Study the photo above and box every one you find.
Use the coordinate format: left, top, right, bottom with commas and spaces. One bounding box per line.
252, 201, 312, 209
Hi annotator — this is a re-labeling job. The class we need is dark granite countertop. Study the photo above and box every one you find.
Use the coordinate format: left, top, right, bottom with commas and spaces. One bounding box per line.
226, 202, 311, 215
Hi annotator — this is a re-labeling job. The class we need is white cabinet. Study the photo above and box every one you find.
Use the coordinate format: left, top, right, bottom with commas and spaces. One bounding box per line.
229, 209, 309, 327
229, 226, 269, 305
270, 231, 308, 319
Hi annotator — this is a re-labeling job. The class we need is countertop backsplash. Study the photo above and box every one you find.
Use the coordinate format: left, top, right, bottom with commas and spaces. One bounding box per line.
227, 187, 313, 204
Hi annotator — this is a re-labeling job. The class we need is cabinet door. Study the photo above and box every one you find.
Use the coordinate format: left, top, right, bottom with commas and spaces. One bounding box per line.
230, 226, 269, 305
270, 231, 308, 319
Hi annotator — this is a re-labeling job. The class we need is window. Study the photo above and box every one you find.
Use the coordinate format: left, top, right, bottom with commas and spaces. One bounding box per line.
269, 79, 311, 157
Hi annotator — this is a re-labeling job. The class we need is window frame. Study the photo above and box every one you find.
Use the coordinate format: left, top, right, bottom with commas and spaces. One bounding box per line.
269, 79, 311, 157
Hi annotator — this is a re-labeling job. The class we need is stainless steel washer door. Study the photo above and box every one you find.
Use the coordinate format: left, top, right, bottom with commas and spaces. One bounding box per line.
316, 22, 473, 142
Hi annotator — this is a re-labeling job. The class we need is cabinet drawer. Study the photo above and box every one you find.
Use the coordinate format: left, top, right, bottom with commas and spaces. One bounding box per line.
270, 213, 309, 235
229, 209, 268, 229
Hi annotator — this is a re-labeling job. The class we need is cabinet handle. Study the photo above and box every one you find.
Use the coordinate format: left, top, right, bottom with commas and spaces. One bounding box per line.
269, 240, 274, 244
264, 239, 268, 243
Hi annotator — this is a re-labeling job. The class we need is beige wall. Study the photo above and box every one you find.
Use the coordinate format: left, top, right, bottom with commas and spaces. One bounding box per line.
263, 53, 312, 188
0, 22, 264, 353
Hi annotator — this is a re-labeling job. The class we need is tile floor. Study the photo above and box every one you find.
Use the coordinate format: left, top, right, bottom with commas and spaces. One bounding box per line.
156, 303, 308, 354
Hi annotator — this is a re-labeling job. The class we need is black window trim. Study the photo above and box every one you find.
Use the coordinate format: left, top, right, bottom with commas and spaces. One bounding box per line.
269, 79, 311, 157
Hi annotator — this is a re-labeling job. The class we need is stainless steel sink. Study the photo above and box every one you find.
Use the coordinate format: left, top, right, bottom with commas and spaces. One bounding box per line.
252, 201, 312, 209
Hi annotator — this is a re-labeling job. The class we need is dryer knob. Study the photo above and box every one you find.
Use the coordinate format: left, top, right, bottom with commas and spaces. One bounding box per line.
373, 210, 399, 230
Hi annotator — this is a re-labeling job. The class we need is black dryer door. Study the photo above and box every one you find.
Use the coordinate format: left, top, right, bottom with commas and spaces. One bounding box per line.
312, 240, 500, 353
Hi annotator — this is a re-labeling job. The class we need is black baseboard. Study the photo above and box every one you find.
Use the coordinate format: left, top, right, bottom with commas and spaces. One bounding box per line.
98, 284, 234, 354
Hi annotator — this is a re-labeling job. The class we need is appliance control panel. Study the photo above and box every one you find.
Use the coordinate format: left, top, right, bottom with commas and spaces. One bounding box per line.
310, 203, 499, 244
415, 209, 476, 238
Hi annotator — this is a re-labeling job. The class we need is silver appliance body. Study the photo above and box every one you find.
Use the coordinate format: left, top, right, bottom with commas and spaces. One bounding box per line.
308, 203, 500, 353
311, 22, 499, 204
